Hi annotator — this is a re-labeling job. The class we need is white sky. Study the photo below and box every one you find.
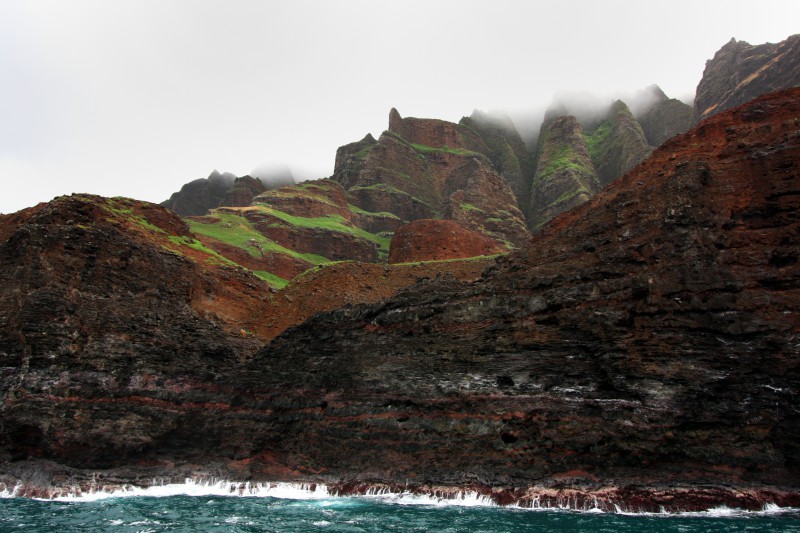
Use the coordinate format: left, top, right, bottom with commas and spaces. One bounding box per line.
1, 0, 798, 214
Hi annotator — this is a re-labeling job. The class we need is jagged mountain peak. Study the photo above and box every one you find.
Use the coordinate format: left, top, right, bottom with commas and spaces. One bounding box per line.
642, 83, 669, 103
691, 33, 800, 124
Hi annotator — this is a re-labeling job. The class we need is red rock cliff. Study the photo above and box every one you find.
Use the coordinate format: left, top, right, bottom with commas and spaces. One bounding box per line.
235, 88, 800, 508
1, 90, 799, 511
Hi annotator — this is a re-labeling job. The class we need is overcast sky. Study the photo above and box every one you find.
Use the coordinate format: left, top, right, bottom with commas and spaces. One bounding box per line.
1, 0, 798, 214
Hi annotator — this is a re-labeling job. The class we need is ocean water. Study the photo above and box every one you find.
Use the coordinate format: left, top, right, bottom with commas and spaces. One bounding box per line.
1, 482, 798, 533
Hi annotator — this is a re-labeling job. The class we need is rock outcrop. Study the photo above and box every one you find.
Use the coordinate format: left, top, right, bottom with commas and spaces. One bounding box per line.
459, 111, 536, 216
528, 115, 600, 229
387, 219, 505, 264
635, 84, 693, 147
161, 169, 237, 216
332, 109, 531, 249
224, 88, 800, 508
1, 87, 799, 512
585, 100, 652, 187
220, 176, 267, 208
691, 34, 800, 125
0, 194, 273, 467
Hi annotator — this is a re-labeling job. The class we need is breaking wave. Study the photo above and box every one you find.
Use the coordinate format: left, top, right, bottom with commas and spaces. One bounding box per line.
0, 479, 795, 517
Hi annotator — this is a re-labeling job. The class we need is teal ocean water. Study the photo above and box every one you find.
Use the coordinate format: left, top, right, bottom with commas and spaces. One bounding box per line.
1, 483, 798, 532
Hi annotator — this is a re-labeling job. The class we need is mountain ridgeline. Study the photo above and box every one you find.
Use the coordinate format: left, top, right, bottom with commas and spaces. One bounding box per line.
155, 34, 799, 287
1, 34, 800, 508
2, 87, 799, 509
157, 89, 690, 282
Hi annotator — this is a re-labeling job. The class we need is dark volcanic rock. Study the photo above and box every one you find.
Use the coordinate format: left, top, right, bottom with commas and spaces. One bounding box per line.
220, 176, 267, 207
161, 170, 237, 216
691, 34, 800, 125
528, 115, 600, 229
636, 85, 693, 147
586, 100, 652, 187
331, 109, 531, 248
234, 88, 800, 506
1, 90, 799, 511
0, 195, 269, 468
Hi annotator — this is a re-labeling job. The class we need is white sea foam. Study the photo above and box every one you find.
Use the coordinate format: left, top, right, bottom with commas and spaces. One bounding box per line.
361, 489, 496, 508
1, 478, 796, 516
612, 502, 798, 518
26, 479, 331, 502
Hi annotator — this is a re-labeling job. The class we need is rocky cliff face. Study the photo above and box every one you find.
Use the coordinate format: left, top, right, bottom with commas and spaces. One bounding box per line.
528, 115, 600, 229
460, 111, 536, 216
691, 34, 800, 125
585, 100, 652, 187
332, 109, 531, 249
210, 88, 800, 509
161, 170, 237, 216
3, 88, 798, 509
220, 176, 267, 207
332, 134, 377, 191
527, 93, 682, 230
387, 219, 505, 264
0, 195, 272, 468
635, 85, 692, 147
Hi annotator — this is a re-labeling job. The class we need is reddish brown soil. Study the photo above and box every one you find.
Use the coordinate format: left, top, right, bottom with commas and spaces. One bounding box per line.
257, 257, 495, 342
387, 219, 505, 263
195, 234, 312, 281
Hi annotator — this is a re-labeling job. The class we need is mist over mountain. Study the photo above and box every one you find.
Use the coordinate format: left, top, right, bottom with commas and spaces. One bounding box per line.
2, 32, 800, 512
248, 164, 297, 188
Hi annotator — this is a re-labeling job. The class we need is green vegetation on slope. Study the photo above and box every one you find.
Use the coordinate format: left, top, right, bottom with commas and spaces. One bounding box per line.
348, 203, 400, 219
410, 143, 482, 157
253, 270, 290, 288
355, 145, 373, 160
584, 121, 613, 162
257, 206, 392, 260
253, 180, 342, 208
535, 145, 596, 183
459, 202, 488, 213
105, 198, 164, 233
166, 235, 239, 268
187, 210, 329, 265
101, 198, 288, 288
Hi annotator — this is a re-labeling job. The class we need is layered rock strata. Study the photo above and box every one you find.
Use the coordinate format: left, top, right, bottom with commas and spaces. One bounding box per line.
459, 111, 536, 216
691, 34, 800, 124
586, 100, 652, 187
332, 109, 531, 249
387, 219, 504, 264
635, 84, 692, 147
1, 89, 799, 512
225, 88, 800, 508
528, 115, 600, 229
